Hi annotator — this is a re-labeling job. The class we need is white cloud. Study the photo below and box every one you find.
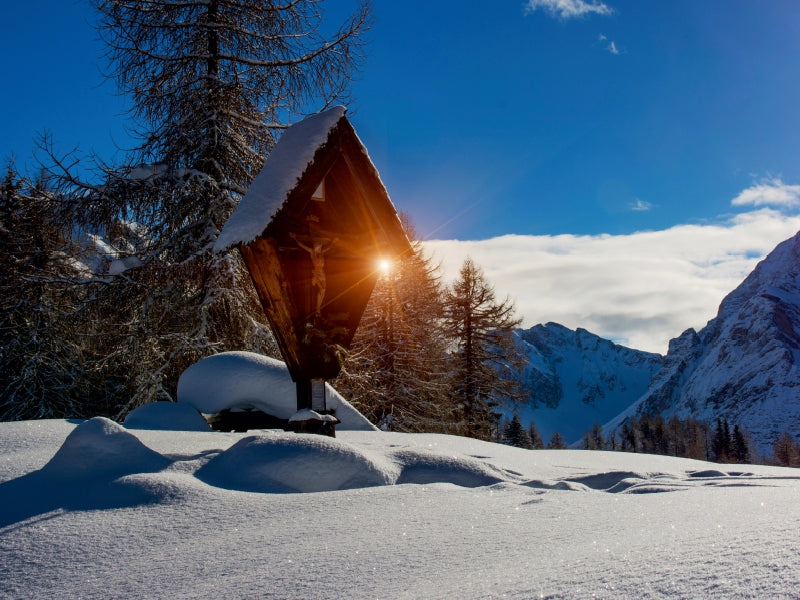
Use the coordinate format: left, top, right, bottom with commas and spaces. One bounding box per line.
597, 33, 620, 54
423, 208, 800, 355
731, 177, 800, 208
629, 199, 651, 211
524, 0, 613, 20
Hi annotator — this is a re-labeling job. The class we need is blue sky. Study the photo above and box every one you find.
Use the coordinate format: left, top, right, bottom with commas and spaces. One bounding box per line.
349, 0, 800, 240
3, 0, 800, 351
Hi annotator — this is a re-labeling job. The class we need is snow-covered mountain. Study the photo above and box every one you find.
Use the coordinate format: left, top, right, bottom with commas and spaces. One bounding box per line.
515, 323, 662, 444
604, 230, 800, 453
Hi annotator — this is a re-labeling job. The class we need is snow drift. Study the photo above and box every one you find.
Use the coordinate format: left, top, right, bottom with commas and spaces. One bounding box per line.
3, 419, 800, 599
176, 351, 377, 431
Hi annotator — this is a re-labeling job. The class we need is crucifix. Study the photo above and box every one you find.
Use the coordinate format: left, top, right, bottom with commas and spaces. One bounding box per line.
290, 214, 338, 318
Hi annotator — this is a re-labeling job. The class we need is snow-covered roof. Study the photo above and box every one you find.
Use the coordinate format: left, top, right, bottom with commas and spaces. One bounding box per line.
214, 106, 347, 252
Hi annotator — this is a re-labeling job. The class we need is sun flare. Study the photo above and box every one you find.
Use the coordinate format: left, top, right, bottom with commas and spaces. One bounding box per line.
377, 258, 392, 275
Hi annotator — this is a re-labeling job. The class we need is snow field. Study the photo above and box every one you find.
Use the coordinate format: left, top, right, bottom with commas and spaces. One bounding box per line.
3, 417, 800, 598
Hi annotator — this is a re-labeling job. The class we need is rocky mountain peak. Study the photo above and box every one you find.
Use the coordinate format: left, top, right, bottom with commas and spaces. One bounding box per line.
604, 230, 800, 453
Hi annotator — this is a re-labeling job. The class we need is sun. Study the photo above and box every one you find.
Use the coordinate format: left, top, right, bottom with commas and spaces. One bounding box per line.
377, 258, 392, 275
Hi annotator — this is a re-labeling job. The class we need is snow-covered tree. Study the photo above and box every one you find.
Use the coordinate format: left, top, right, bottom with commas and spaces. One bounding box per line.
44, 0, 371, 416
444, 258, 528, 440
0, 166, 93, 419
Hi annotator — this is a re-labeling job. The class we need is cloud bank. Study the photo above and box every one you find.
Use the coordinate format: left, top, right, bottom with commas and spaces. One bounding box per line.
424, 208, 800, 354
731, 177, 800, 208
525, 0, 614, 20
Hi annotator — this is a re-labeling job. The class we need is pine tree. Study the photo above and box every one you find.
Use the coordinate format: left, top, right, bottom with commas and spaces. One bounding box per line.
503, 415, 532, 449
772, 430, 799, 467
0, 167, 92, 419
582, 423, 606, 450
44, 0, 371, 416
668, 414, 684, 457
684, 418, 709, 461
528, 420, 545, 449
546, 431, 566, 449
731, 424, 750, 463
619, 418, 639, 452
336, 219, 455, 432
712, 417, 732, 462
443, 257, 528, 440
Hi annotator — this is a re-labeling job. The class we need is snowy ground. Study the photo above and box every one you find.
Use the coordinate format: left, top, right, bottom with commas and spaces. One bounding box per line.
2, 418, 800, 599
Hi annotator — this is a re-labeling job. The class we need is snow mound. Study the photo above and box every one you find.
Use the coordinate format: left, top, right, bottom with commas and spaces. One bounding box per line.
123, 401, 211, 432
392, 449, 508, 488
42, 417, 170, 480
195, 433, 398, 493
177, 351, 377, 431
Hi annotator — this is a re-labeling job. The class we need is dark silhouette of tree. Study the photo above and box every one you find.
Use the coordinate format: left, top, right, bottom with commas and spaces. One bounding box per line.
611, 414, 711, 460
772, 430, 800, 467
528, 420, 545, 449
41, 0, 371, 416
503, 415, 533, 449
731, 424, 750, 463
619, 417, 639, 452
547, 431, 566, 449
582, 423, 606, 450
712, 417, 732, 462
0, 166, 94, 419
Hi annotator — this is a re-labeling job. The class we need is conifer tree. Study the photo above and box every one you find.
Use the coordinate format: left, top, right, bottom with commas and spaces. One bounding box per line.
528, 420, 545, 449
336, 219, 455, 432
582, 423, 606, 450
712, 417, 732, 462
619, 418, 639, 452
44, 0, 371, 415
0, 167, 92, 419
731, 424, 750, 463
772, 430, 799, 467
503, 415, 533, 449
443, 257, 528, 440
546, 431, 566, 449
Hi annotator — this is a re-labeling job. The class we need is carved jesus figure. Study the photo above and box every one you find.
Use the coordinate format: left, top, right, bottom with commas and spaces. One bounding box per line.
290, 231, 336, 316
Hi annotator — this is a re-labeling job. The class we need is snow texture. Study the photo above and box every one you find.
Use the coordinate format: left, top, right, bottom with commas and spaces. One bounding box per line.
42, 417, 171, 480
288, 408, 338, 423
107, 255, 142, 275
214, 106, 347, 252
176, 351, 377, 431
2, 419, 800, 599
123, 401, 212, 432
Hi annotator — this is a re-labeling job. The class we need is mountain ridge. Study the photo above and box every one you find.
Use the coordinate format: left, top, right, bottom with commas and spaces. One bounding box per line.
515, 322, 662, 445
603, 230, 800, 452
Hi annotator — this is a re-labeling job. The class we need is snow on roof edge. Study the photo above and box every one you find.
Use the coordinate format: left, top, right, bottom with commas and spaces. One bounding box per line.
214, 106, 347, 253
